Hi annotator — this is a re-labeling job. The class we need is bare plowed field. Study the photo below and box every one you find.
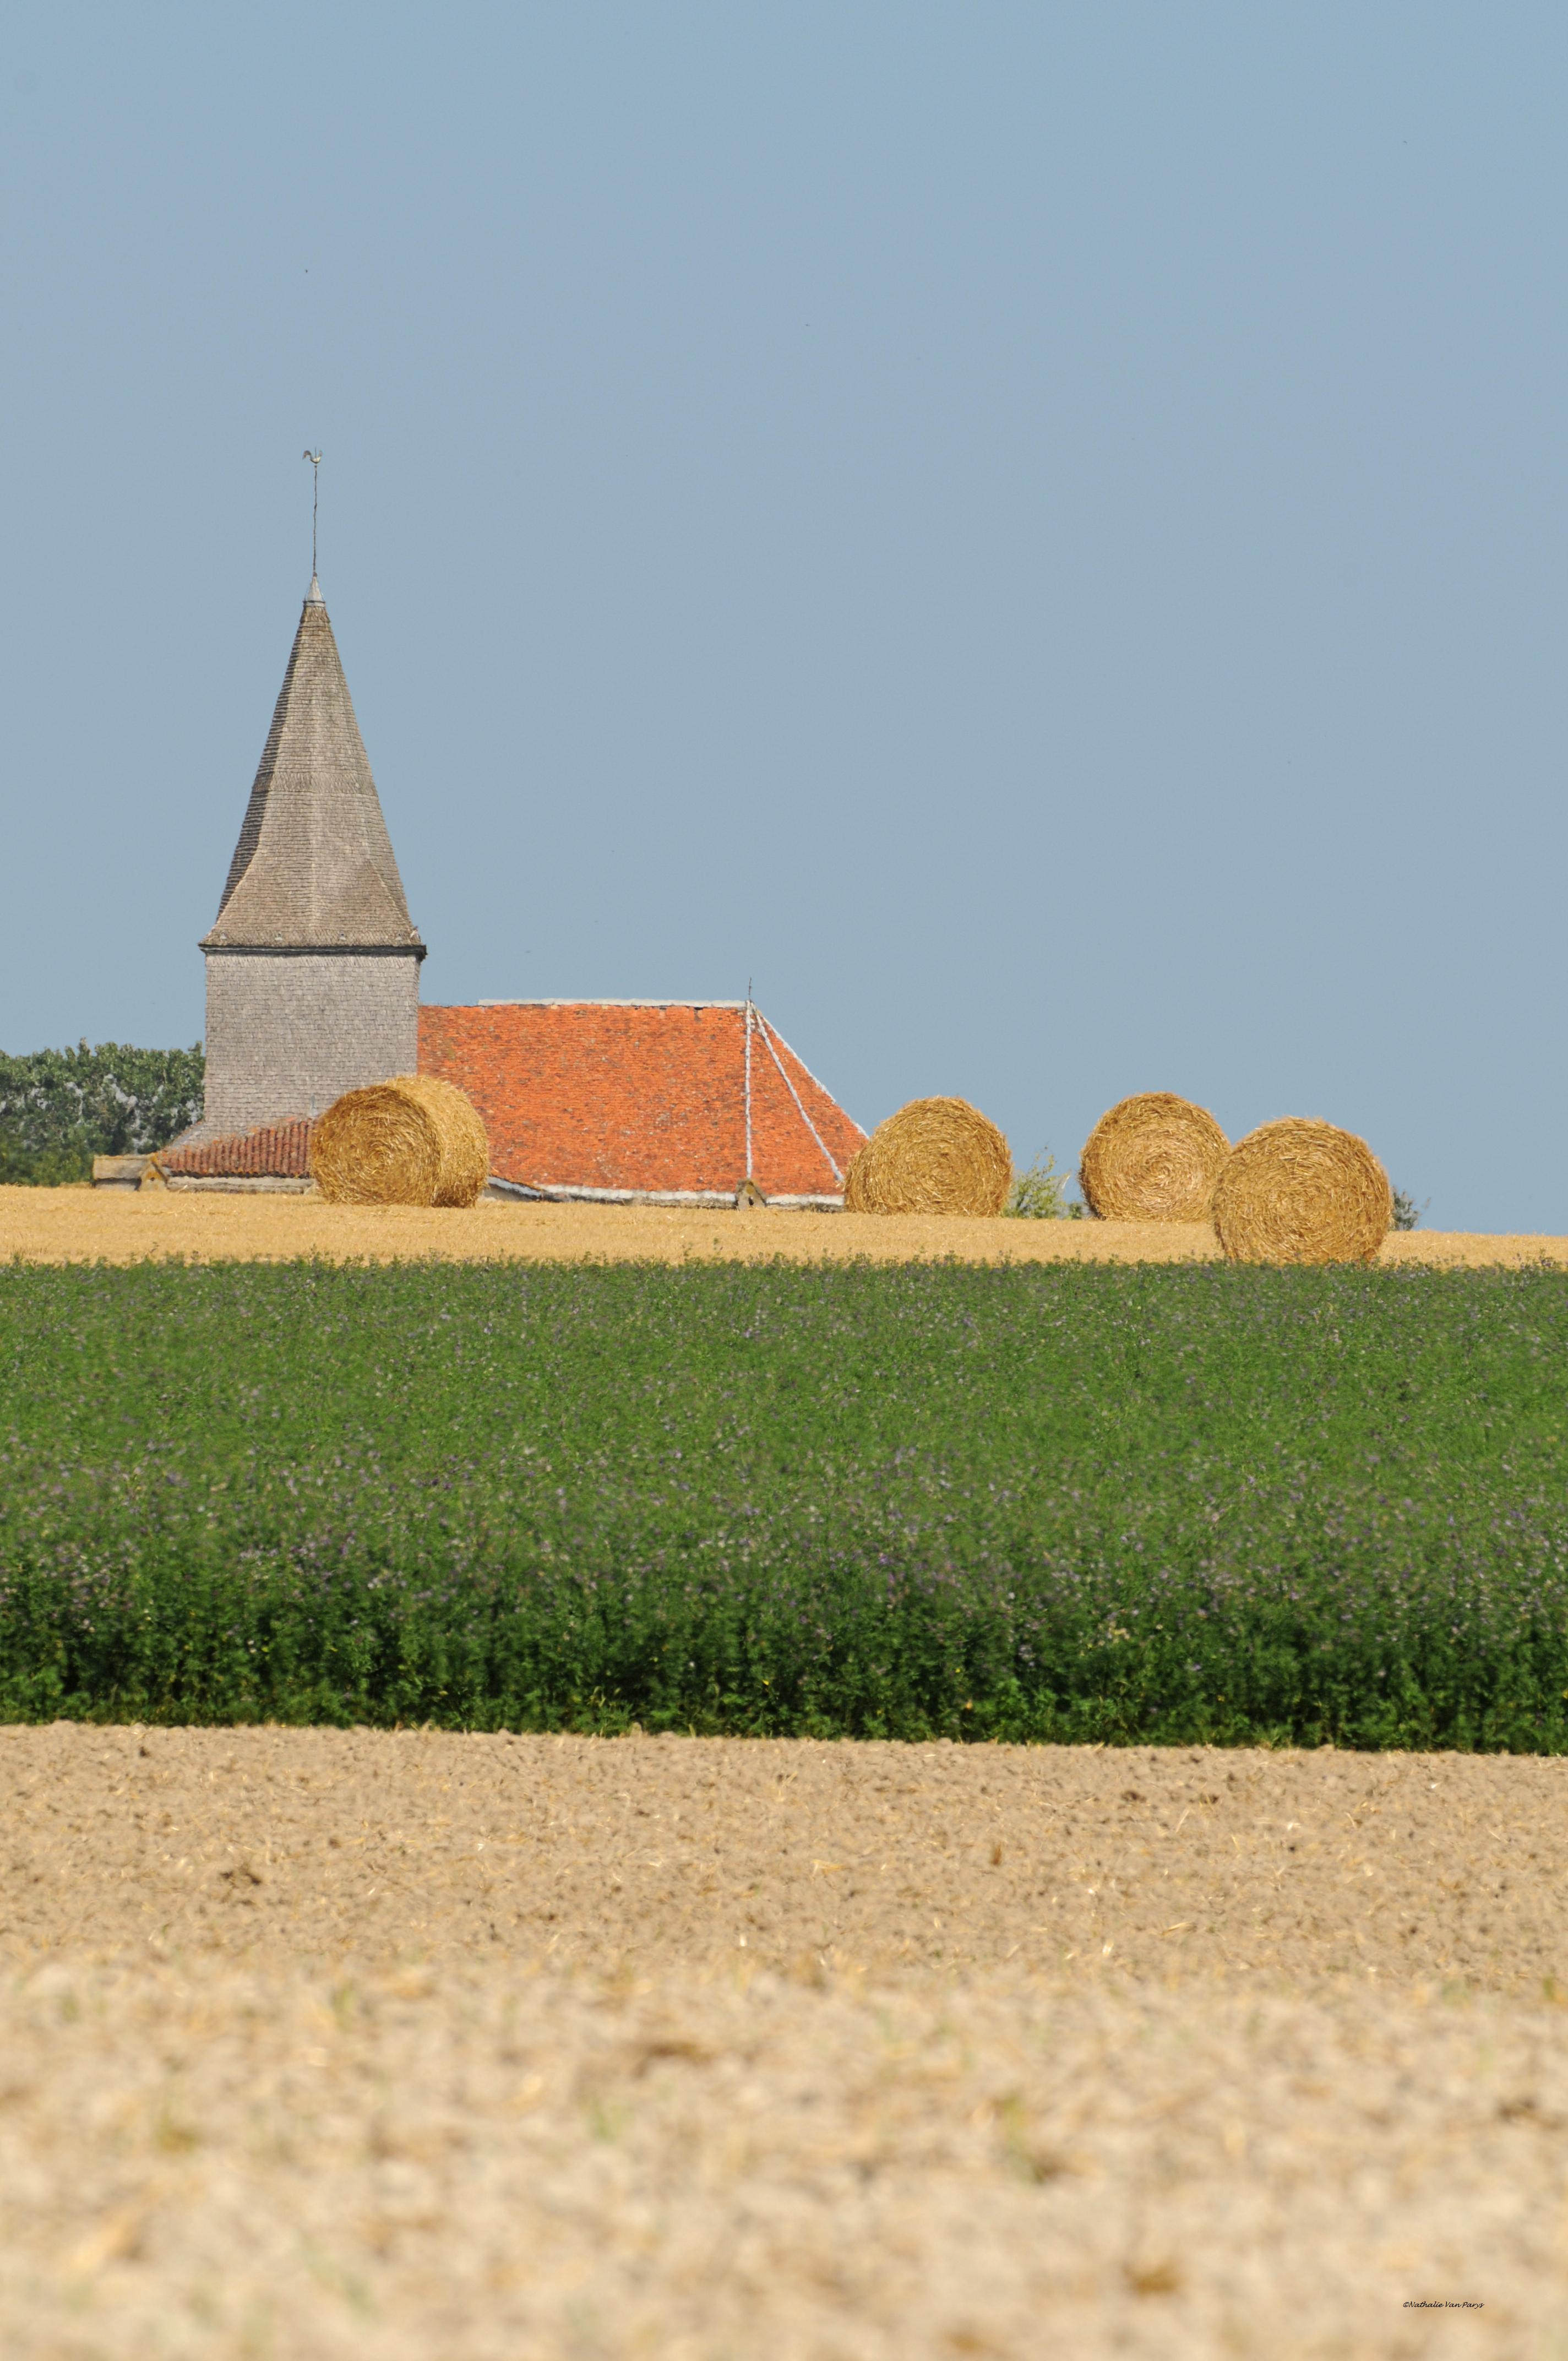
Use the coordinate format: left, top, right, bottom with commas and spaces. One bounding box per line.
2, 1728, 1565, 2357
1, 1185, 1560, 1265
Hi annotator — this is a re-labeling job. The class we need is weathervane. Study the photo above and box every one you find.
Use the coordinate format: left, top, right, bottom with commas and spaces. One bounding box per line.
302, 449, 322, 577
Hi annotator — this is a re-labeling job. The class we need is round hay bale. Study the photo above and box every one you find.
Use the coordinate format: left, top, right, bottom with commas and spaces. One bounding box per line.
312, 1075, 489, 1208
1078, 1092, 1230, 1222
1212, 1118, 1391, 1265
842, 1097, 1012, 1217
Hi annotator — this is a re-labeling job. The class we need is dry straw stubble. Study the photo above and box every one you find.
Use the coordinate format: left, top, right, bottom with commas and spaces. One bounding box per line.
1213, 1117, 1392, 1265
1079, 1092, 1229, 1222
311, 1075, 489, 1208
843, 1096, 1012, 1217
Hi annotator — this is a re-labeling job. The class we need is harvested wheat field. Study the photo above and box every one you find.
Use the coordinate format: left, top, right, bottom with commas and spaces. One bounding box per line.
2, 1727, 1566, 2358
2, 1185, 1562, 1266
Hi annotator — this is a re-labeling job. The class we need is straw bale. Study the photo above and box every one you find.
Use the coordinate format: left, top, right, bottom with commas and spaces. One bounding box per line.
311, 1075, 489, 1208
1079, 1092, 1229, 1222
1212, 1118, 1391, 1265
842, 1097, 1011, 1217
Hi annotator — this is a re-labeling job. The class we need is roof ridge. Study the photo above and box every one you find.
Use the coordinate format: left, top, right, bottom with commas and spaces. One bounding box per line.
465, 998, 750, 1010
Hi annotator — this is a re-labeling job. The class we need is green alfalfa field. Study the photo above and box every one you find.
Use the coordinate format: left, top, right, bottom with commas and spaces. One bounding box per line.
2, 1255, 1567, 1748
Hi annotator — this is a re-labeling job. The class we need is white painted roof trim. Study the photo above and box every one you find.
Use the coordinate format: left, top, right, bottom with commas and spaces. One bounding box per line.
484, 1177, 843, 1211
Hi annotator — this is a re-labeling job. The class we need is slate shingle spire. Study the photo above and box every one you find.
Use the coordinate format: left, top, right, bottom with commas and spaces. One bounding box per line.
203, 577, 423, 953
191, 576, 427, 1144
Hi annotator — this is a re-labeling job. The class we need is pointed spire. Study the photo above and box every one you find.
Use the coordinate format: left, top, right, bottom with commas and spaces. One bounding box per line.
202, 586, 424, 952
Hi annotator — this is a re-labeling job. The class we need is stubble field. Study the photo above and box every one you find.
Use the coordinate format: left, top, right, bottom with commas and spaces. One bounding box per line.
1, 1182, 1565, 1266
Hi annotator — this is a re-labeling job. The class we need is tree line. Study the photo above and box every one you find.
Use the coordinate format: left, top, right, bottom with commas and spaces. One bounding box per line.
0, 1043, 204, 1184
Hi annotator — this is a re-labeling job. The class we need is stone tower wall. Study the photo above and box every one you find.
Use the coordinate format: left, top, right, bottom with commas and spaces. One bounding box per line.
202, 949, 421, 1136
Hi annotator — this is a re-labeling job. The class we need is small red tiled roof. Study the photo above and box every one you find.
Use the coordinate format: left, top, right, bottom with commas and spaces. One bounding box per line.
160, 1116, 314, 1178
418, 1001, 865, 1201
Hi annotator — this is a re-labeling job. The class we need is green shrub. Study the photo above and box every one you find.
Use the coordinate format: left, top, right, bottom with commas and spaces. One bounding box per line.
0, 1140, 92, 1187
1005, 1149, 1082, 1218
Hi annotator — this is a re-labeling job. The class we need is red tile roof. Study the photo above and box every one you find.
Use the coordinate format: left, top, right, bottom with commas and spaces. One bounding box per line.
418, 1001, 865, 1203
160, 1116, 314, 1178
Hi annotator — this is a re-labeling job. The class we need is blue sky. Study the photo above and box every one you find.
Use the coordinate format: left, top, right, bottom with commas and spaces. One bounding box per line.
2, 4, 1565, 1227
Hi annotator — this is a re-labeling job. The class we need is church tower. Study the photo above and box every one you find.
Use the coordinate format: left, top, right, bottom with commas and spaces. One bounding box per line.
197, 576, 424, 1138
